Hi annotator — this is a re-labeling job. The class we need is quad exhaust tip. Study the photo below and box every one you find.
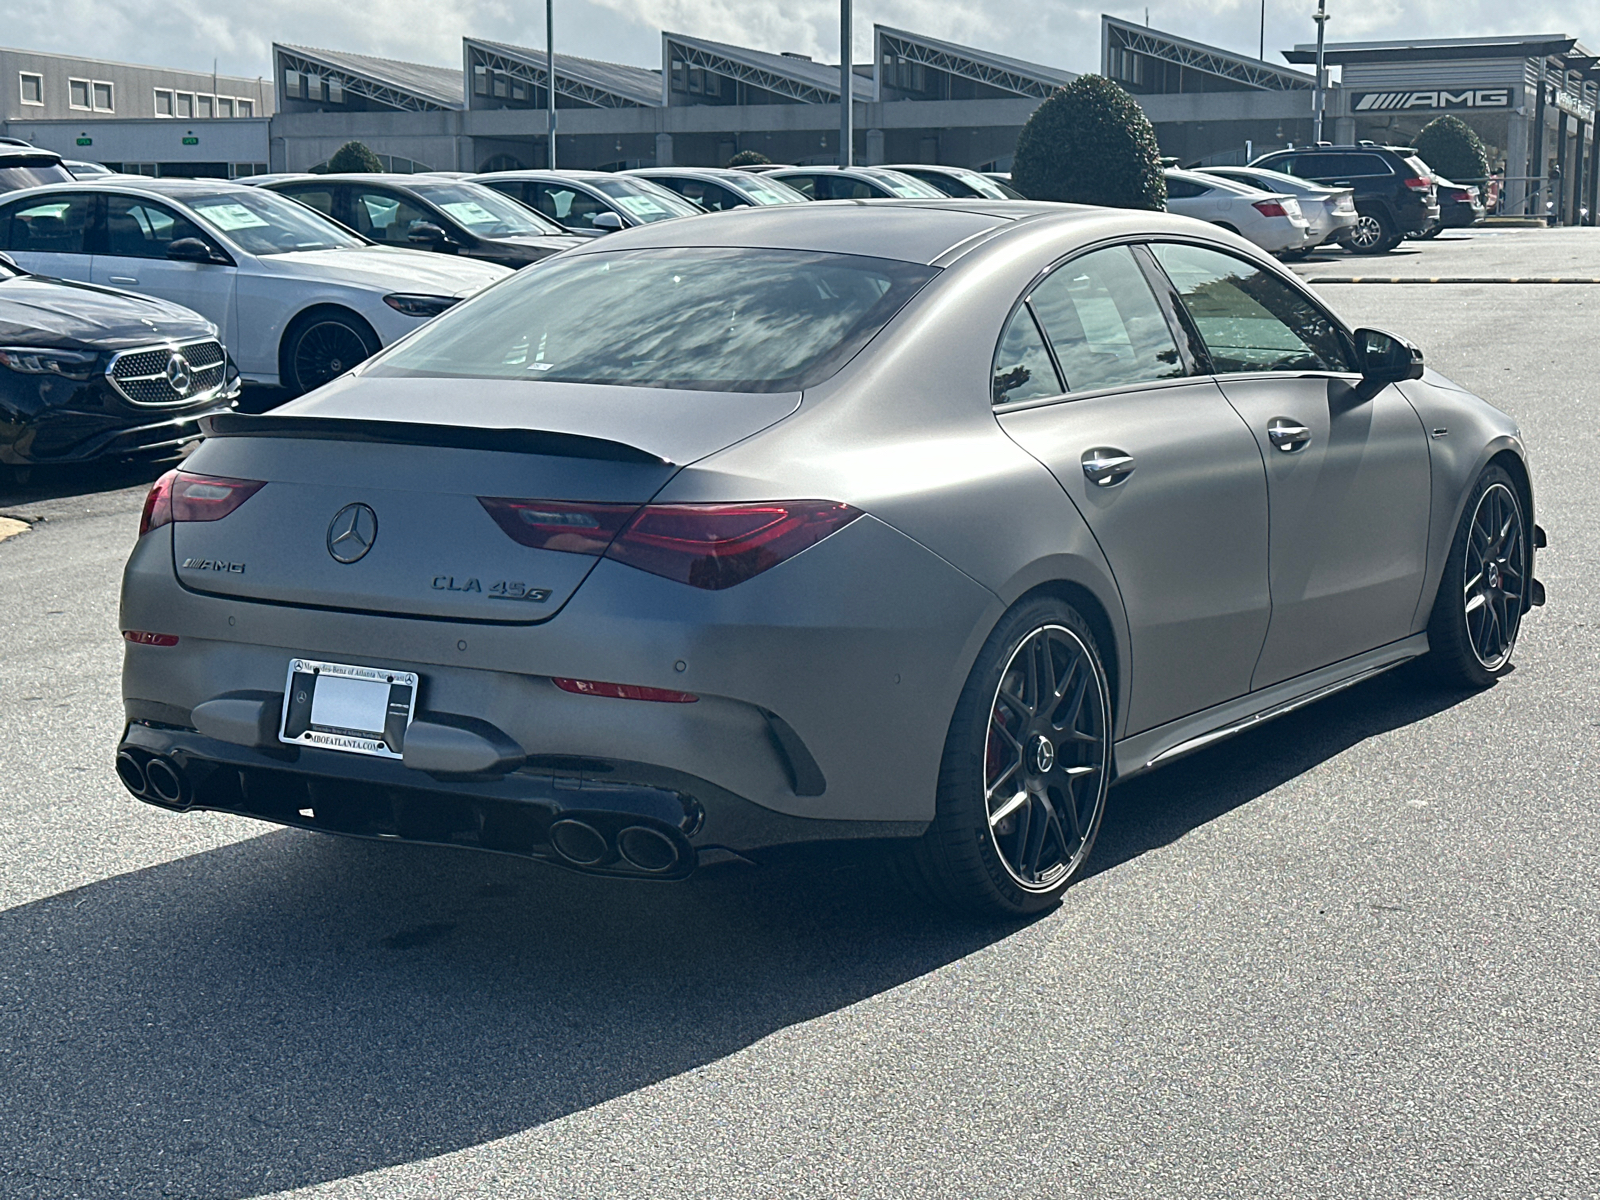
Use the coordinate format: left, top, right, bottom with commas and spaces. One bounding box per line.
548, 818, 682, 873
548, 819, 609, 866
116, 749, 187, 807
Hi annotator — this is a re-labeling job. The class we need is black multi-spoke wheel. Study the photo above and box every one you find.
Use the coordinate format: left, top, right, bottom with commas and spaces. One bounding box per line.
902, 597, 1112, 916
1428, 465, 1530, 687
1347, 210, 1397, 255
282, 311, 379, 396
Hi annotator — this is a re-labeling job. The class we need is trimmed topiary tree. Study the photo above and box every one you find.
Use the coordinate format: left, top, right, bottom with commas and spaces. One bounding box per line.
726, 149, 771, 168
326, 141, 384, 174
1011, 75, 1165, 210
1414, 115, 1489, 182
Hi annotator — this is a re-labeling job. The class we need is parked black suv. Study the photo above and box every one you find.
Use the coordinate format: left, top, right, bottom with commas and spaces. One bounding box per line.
1250, 144, 1439, 254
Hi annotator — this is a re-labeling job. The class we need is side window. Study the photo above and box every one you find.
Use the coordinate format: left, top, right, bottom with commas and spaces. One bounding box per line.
1151, 243, 1352, 374
1347, 154, 1395, 177
1164, 176, 1207, 199
3, 194, 94, 254
350, 188, 432, 243
530, 184, 607, 229
1283, 153, 1336, 179
276, 185, 337, 220
1028, 246, 1185, 392
992, 306, 1062, 405
781, 175, 818, 198
103, 196, 212, 259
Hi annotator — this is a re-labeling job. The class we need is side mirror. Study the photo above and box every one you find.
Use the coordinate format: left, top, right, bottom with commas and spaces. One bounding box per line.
590, 212, 624, 232
166, 237, 224, 264
406, 222, 450, 245
1354, 327, 1423, 383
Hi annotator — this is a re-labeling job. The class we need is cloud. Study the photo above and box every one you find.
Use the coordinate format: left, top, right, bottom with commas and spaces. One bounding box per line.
5, 0, 1592, 82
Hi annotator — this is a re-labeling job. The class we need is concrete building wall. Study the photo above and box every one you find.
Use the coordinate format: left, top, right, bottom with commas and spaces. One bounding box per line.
1, 47, 272, 122
3, 116, 269, 174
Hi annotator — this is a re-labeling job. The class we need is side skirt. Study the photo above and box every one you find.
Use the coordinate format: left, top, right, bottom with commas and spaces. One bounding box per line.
1112, 633, 1429, 781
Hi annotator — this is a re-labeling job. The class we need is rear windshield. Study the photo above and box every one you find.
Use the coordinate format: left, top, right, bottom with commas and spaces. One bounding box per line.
366, 247, 938, 393
0, 163, 73, 193
587, 178, 702, 221
408, 181, 564, 236
186, 188, 365, 254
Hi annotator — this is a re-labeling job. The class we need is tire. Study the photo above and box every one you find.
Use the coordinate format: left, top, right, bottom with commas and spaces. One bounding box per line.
1426, 465, 1530, 688
902, 596, 1113, 917
1347, 209, 1398, 254
280, 310, 380, 397
1420, 222, 1444, 239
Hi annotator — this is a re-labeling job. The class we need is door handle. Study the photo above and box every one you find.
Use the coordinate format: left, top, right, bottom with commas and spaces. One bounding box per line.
1081, 448, 1136, 487
109, 275, 138, 284
1267, 418, 1312, 452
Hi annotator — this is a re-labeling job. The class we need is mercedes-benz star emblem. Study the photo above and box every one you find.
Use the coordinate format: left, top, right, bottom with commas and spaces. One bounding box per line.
1030, 735, 1056, 775
327, 503, 378, 564
164, 352, 192, 394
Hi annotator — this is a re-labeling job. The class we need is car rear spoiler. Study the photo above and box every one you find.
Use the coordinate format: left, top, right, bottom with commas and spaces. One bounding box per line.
199, 412, 671, 465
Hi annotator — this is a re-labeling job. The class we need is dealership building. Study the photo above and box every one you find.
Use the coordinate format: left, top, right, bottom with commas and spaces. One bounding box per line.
3, 17, 1595, 220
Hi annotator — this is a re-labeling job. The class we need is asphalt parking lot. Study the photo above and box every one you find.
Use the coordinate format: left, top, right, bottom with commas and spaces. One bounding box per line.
1, 226, 1596, 1200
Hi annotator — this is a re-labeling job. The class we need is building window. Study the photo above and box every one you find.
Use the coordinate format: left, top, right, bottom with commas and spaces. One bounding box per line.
283, 70, 301, 98
92, 81, 113, 111
69, 78, 91, 109
197, 94, 214, 118
237, 98, 253, 117
231, 162, 269, 178
19, 72, 43, 106
154, 88, 174, 116
175, 92, 194, 118
473, 65, 489, 95
218, 97, 234, 117
670, 59, 685, 92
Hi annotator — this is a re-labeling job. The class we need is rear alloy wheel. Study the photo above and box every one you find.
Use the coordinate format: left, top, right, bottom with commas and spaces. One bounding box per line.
903, 598, 1112, 916
1347, 210, 1397, 254
1427, 465, 1529, 688
282, 311, 379, 396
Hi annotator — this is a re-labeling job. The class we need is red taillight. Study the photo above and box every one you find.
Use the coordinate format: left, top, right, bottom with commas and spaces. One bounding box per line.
607, 501, 863, 590
1403, 176, 1432, 192
140, 469, 264, 536
479, 497, 864, 590
123, 630, 179, 647
1252, 200, 1290, 218
1448, 187, 1475, 202
553, 678, 698, 703
139, 468, 178, 537
477, 498, 636, 554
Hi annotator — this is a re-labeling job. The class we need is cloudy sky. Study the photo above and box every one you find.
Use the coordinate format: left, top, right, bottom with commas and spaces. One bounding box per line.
10, 0, 1591, 82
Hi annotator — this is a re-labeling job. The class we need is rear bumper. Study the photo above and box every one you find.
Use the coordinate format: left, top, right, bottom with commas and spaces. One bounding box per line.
116, 721, 926, 878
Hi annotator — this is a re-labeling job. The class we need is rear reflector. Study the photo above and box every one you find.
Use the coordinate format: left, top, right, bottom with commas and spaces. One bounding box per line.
123, 630, 179, 647
553, 678, 698, 703
479, 497, 864, 590
139, 469, 265, 537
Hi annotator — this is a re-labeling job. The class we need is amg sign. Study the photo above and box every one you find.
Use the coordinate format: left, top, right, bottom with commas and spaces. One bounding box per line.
1354, 88, 1512, 112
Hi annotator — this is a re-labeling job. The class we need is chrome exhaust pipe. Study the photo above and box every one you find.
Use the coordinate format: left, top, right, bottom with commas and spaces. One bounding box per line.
548, 819, 608, 866
142, 756, 186, 806
617, 825, 680, 873
115, 751, 148, 797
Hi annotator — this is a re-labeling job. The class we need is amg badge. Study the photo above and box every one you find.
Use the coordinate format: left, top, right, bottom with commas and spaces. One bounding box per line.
180, 558, 245, 573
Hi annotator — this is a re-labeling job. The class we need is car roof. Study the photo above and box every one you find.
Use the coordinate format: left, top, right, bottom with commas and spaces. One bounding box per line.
551, 198, 1203, 266
280, 173, 484, 188
473, 170, 620, 182
628, 167, 748, 181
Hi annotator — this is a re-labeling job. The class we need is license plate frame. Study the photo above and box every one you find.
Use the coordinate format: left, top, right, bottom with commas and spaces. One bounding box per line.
279, 658, 418, 759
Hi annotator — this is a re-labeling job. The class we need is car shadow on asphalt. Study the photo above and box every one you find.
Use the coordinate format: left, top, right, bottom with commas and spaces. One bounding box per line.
0, 662, 1473, 1199
1087, 660, 1474, 879
0, 458, 168, 508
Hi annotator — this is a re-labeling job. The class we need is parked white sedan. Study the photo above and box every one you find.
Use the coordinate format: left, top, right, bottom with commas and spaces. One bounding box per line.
1197, 166, 1358, 253
1163, 169, 1310, 255
0, 179, 511, 394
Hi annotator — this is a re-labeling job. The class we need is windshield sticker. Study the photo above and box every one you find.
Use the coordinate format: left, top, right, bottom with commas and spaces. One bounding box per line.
614, 195, 668, 217
438, 201, 499, 225
197, 203, 270, 231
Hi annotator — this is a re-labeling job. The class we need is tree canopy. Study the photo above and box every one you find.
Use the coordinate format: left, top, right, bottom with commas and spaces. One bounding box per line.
1011, 75, 1166, 211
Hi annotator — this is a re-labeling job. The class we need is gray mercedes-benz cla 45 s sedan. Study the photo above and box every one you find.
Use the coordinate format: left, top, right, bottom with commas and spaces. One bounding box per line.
116, 200, 1545, 915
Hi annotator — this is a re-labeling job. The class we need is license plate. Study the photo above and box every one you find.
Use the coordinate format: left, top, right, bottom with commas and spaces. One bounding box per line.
279, 659, 418, 758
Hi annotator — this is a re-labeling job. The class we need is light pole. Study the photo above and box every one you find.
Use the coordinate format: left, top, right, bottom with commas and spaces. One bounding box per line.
546, 0, 557, 170
1259, 0, 1265, 61
839, 0, 853, 166
1312, 0, 1329, 144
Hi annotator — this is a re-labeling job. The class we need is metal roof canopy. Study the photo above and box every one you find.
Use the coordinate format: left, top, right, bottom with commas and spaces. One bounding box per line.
1284, 34, 1583, 65
874, 25, 1076, 99
1103, 15, 1316, 91
464, 37, 661, 107
661, 32, 876, 105
274, 44, 462, 111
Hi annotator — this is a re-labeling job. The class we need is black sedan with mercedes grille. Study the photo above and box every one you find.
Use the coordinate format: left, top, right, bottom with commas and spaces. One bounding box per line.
0, 253, 237, 479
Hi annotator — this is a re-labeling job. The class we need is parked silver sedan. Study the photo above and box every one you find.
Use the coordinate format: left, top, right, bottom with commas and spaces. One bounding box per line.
1199, 165, 1358, 253
116, 201, 1543, 916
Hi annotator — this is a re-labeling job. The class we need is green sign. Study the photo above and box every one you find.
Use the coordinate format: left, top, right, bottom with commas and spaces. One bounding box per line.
75, 137, 92, 146
182, 136, 199, 145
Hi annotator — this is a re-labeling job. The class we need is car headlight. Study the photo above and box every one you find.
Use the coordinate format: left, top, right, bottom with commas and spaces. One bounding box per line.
383, 294, 459, 318
0, 347, 100, 380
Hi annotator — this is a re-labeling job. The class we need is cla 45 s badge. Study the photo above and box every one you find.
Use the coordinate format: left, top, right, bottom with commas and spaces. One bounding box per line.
431, 576, 552, 602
